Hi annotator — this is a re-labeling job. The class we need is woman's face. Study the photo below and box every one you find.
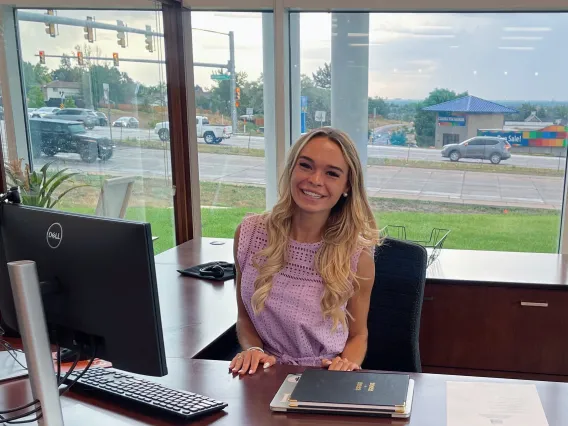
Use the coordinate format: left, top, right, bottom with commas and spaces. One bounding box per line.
290, 136, 350, 215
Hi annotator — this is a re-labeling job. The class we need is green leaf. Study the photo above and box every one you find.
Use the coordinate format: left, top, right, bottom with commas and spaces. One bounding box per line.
43, 172, 79, 204
48, 184, 89, 209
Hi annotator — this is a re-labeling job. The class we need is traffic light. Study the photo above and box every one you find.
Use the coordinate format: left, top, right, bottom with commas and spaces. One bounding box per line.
77, 51, 84, 66
112, 52, 119, 67
39, 51, 45, 65
235, 87, 241, 107
84, 16, 94, 43
117, 20, 126, 48
45, 9, 56, 38
145, 25, 153, 53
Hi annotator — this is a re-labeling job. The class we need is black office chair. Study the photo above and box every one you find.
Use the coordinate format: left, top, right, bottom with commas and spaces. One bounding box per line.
362, 237, 428, 373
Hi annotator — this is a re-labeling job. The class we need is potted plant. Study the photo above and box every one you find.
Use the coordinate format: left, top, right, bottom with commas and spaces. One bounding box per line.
5, 159, 86, 208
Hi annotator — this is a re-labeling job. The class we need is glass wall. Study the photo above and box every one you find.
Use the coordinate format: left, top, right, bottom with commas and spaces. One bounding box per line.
191, 12, 270, 237
294, 12, 567, 253
12, 6, 174, 254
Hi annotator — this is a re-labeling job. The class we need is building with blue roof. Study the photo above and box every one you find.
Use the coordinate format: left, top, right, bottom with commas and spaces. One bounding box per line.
422, 95, 518, 149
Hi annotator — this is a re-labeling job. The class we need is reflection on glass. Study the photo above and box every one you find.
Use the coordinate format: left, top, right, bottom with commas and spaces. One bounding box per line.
13, 6, 175, 254
191, 12, 269, 238
296, 12, 567, 253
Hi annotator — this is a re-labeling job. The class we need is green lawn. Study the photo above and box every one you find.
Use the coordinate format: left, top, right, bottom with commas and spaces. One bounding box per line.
61, 203, 560, 255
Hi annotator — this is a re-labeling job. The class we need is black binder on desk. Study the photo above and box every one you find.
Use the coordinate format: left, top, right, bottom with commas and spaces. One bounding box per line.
289, 369, 410, 413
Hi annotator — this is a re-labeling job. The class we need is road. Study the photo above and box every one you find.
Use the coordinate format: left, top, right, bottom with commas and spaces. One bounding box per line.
35, 146, 563, 210
87, 126, 567, 171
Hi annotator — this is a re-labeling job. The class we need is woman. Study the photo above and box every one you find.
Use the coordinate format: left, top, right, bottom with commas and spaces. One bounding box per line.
229, 127, 380, 376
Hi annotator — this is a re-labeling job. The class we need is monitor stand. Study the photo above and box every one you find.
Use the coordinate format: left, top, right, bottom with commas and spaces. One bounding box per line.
7, 260, 64, 425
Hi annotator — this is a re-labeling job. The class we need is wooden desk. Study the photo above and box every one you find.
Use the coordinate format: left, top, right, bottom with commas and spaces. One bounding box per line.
153, 238, 237, 359
3, 359, 568, 425
153, 239, 568, 380
427, 249, 568, 288
423, 249, 568, 380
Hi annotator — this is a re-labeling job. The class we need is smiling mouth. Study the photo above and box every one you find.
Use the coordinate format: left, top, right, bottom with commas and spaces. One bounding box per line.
301, 189, 324, 199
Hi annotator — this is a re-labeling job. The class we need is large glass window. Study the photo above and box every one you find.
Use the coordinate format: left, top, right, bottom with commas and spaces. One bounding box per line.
191, 12, 270, 238
12, 6, 174, 254
294, 12, 567, 253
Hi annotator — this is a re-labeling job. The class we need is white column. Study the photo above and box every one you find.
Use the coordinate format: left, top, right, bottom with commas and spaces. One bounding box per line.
331, 13, 369, 171
289, 12, 301, 146
263, 5, 290, 210
262, 13, 278, 209
0, 7, 29, 166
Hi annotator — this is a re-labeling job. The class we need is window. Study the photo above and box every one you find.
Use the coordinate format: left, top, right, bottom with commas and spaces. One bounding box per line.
11, 6, 175, 254
443, 134, 460, 145
294, 11, 566, 253
191, 11, 271, 238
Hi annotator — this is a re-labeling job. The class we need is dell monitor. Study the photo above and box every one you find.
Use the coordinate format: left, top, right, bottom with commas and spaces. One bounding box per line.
0, 203, 167, 377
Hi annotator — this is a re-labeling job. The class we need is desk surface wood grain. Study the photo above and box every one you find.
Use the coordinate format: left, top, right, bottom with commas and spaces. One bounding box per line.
2, 359, 568, 425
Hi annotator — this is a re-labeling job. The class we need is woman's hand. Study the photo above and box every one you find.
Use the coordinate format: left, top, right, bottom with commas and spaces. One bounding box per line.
321, 356, 360, 371
229, 349, 277, 375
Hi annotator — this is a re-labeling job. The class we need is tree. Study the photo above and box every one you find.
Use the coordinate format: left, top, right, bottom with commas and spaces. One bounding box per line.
368, 97, 388, 117
21, 61, 51, 87
312, 62, 331, 89
63, 97, 76, 108
89, 64, 134, 106
51, 54, 83, 82
414, 88, 468, 147
27, 86, 45, 108
301, 74, 331, 129
209, 70, 249, 116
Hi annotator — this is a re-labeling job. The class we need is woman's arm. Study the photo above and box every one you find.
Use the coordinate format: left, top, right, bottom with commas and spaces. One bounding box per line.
324, 248, 375, 371
229, 224, 276, 375
233, 224, 264, 350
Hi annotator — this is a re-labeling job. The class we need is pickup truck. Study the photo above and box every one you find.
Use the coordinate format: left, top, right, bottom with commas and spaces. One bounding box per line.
154, 116, 232, 144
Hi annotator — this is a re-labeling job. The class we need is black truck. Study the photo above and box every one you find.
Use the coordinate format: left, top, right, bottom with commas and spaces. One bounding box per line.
29, 118, 114, 163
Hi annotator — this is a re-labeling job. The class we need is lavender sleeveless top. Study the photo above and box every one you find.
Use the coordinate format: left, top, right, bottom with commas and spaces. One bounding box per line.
237, 214, 363, 366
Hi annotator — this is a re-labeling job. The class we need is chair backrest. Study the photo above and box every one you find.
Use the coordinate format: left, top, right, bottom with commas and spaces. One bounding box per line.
363, 237, 428, 373
95, 176, 135, 219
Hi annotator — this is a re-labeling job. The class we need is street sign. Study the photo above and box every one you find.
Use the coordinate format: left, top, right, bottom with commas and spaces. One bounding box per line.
246, 108, 253, 116
315, 111, 326, 122
102, 83, 110, 103
211, 74, 230, 81
301, 96, 308, 112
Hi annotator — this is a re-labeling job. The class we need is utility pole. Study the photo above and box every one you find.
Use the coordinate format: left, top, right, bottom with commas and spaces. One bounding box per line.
229, 31, 237, 133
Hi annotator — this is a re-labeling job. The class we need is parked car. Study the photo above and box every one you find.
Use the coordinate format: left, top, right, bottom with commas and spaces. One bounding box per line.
32, 107, 61, 118
29, 118, 114, 163
27, 108, 37, 118
154, 116, 232, 143
44, 108, 98, 130
113, 117, 139, 128
95, 112, 108, 126
441, 136, 511, 164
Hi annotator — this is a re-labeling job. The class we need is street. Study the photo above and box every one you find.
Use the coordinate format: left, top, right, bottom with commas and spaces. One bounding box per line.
87, 126, 568, 171
35, 145, 563, 210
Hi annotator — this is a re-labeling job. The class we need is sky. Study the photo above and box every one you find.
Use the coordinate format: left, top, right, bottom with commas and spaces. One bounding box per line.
16, 9, 568, 102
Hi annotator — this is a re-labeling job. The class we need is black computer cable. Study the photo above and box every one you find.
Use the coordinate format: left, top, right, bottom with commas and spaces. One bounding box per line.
57, 351, 80, 389
0, 332, 40, 418
0, 340, 26, 371
59, 344, 97, 397
0, 405, 42, 424
55, 344, 61, 386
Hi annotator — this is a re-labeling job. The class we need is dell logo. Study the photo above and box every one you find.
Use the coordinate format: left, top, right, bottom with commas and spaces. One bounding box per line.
46, 223, 63, 249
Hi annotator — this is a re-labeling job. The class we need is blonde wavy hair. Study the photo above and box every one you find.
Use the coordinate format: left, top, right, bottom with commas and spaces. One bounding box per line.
251, 127, 380, 331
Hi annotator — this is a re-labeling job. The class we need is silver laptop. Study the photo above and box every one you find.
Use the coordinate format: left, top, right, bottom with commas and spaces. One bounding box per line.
270, 373, 414, 418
